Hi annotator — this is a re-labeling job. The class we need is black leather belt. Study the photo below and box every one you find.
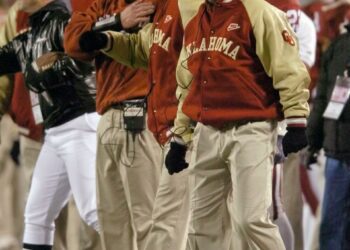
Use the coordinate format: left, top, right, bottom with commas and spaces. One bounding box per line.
111, 98, 146, 110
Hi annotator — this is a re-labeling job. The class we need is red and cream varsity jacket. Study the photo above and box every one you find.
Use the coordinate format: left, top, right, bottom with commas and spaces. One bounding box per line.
173, 0, 310, 142
103, 0, 203, 144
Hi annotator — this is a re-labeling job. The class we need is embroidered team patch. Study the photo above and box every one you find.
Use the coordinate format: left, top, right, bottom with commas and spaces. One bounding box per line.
282, 30, 295, 46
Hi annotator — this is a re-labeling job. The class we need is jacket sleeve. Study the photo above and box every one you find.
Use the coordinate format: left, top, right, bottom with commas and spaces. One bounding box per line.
0, 40, 22, 76
102, 23, 152, 69
306, 44, 333, 149
171, 0, 204, 143
0, 1, 20, 46
0, 0, 21, 118
172, 45, 194, 143
64, 0, 123, 61
101, 0, 204, 69
243, 0, 310, 124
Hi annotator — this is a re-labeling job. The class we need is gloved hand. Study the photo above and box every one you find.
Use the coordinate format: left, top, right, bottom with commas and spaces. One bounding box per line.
32, 52, 65, 73
303, 147, 319, 170
282, 127, 308, 156
165, 142, 188, 175
79, 31, 109, 52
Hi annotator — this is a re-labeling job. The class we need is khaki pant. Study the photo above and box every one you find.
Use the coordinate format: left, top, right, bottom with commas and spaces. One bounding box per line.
96, 109, 161, 250
0, 115, 26, 250
0, 116, 72, 250
64, 199, 102, 250
0, 147, 23, 250
144, 145, 190, 250
282, 153, 303, 250
79, 220, 102, 250
0, 115, 100, 250
186, 121, 285, 250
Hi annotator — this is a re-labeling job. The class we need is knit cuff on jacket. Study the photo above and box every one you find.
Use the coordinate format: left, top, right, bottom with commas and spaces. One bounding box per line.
286, 117, 307, 128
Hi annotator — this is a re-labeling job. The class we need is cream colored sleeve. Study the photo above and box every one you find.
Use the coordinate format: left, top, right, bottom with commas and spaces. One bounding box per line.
173, 44, 193, 143
243, 0, 310, 120
102, 23, 152, 69
172, 0, 203, 143
0, 1, 20, 46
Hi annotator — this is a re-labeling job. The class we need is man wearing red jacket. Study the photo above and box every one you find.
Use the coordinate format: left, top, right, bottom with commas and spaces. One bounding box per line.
70, 1, 205, 249
162, 0, 310, 249
64, 1, 161, 249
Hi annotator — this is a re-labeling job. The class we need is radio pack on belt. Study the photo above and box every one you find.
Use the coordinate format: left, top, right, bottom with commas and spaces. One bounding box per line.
122, 99, 146, 132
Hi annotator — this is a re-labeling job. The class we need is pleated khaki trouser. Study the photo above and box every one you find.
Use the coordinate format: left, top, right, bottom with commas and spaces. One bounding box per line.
143, 144, 190, 250
0, 115, 73, 250
186, 121, 285, 250
96, 108, 162, 250
282, 153, 304, 250
64, 198, 102, 250
0, 115, 100, 250
0, 115, 24, 248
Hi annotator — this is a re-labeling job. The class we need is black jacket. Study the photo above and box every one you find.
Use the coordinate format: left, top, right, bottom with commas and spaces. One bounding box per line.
0, 0, 96, 129
307, 26, 350, 161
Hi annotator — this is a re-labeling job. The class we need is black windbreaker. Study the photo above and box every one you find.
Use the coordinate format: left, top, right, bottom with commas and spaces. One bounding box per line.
307, 25, 350, 161
0, 0, 96, 129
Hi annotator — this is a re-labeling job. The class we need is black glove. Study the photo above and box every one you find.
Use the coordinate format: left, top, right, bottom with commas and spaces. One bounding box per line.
165, 142, 188, 175
303, 147, 319, 170
282, 127, 308, 156
10, 140, 20, 166
79, 31, 109, 52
